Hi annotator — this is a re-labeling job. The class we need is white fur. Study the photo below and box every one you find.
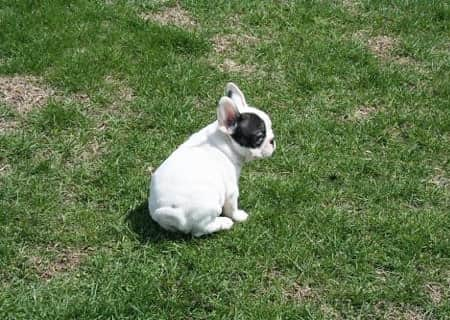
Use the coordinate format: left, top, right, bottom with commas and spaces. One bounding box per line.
148, 83, 275, 237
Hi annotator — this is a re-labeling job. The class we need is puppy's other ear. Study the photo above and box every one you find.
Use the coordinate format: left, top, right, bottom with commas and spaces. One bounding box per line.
225, 83, 247, 111
218, 96, 240, 134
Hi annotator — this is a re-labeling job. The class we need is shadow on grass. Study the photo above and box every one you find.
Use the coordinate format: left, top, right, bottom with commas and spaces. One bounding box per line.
125, 201, 191, 243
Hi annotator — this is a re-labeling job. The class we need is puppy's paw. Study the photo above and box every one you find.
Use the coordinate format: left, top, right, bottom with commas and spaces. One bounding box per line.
232, 210, 248, 222
217, 217, 234, 230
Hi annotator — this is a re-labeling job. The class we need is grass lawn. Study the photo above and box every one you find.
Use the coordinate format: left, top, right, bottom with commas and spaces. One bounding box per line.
1, 0, 449, 318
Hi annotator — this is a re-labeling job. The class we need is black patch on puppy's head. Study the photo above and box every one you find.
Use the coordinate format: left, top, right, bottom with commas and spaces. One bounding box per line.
231, 113, 266, 148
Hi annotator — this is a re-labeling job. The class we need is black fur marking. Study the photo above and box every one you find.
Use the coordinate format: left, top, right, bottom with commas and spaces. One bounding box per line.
231, 113, 266, 148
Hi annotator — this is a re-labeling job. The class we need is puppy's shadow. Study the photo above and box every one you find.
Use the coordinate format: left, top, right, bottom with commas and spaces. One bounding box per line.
125, 201, 191, 243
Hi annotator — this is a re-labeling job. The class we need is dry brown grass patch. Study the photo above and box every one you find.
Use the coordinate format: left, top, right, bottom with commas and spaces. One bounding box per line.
341, 0, 361, 15
0, 118, 18, 134
320, 305, 342, 319
355, 33, 419, 67
367, 35, 397, 60
0, 76, 94, 134
79, 139, 105, 163
384, 126, 401, 142
0, 162, 11, 177
207, 33, 262, 77
212, 33, 259, 54
140, 4, 196, 29
284, 281, 315, 301
0, 74, 93, 107
374, 302, 428, 320
264, 268, 321, 305
190, 96, 204, 109
65, 136, 107, 171
104, 75, 135, 108
206, 13, 268, 78
0, 76, 55, 113
353, 106, 378, 120
343, 105, 379, 122
70, 92, 92, 104
29, 245, 93, 280
425, 283, 444, 304
216, 58, 258, 75
375, 267, 390, 282
265, 267, 284, 281
428, 168, 449, 189
395, 56, 417, 65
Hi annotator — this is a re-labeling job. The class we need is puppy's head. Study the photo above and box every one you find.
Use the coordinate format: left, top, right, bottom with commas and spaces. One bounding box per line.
218, 83, 275, 161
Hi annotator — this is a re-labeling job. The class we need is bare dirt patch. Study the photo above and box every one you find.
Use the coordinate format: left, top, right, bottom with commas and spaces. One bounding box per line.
140, 4, 196, 29
29, 245, 93, 280
0, 76, 55, 113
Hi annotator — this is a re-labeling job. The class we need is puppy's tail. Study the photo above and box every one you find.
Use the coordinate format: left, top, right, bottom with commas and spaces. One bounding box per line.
151, 206, 188, 233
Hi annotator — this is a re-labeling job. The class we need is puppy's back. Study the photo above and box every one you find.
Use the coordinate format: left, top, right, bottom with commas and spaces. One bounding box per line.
149, 146, 227, 210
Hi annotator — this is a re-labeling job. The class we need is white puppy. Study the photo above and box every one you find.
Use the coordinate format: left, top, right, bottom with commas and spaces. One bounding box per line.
148, 83, 275, 237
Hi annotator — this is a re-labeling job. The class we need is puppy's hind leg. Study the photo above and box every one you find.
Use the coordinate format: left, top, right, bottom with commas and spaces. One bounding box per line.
193, 217, 234, 237
151, 207, 188, 233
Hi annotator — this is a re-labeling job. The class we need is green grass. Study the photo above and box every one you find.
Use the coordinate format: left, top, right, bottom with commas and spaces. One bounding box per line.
1, 0, 449, 318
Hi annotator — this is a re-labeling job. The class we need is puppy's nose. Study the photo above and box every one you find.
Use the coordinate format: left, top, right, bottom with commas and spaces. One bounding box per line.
270, 138, 275, 146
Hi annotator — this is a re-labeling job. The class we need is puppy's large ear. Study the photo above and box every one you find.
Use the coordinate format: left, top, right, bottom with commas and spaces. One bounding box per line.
225, 82, 247, 111
218, 96, 240, 135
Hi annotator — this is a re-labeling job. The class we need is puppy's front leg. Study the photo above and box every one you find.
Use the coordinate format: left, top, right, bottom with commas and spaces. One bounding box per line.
223, 192, 248, 222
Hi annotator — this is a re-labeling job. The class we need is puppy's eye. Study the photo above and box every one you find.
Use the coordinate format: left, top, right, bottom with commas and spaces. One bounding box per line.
270, 138, 274, 146
255, 135, 264, 146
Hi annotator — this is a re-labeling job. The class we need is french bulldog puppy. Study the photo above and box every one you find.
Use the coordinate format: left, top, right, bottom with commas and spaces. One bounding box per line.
149, 83, 275, 237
